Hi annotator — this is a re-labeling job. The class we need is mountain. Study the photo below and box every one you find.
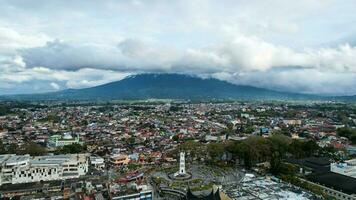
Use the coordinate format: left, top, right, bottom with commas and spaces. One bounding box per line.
1, 73, 355, 101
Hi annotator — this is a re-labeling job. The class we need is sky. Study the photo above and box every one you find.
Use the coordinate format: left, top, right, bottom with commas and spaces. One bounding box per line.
1, 0, 356, 95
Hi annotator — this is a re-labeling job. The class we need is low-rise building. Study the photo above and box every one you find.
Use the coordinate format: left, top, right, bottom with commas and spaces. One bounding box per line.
47, 133, 82, 148
110, 154, 130, 167
347, 145, 356, 155
283, 119, 302, 126
111, 184, 153, 200
0, 154, 88, 186
112, 189, 153, 200
89, 155, 105, 170
331, 159, 356, 178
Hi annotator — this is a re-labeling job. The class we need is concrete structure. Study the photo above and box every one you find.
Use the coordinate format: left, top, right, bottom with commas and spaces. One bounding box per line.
301, 178, 356, 200
283, 119, 302, 126
0, 154, 88, 186
47, 133, 82, 148
331, 159, 356, 178
347, 145, 356, 155
112, 189, 153, 200
110, 154, 130, 167
111, 184, 153, 200
89, 155, 105, 170
174, 152, 186, 177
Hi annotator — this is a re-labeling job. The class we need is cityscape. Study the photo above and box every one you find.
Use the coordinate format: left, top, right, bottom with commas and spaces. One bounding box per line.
1, 0, 356, 200
0, 101, 355, 199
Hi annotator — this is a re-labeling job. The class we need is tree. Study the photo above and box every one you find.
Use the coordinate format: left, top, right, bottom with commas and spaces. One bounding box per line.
180, 140, 200, 160
337, 112, 351, 125
244, 126, 255, 134
303, 140, 319, 157
172, 135, 179, 141
7, 143, 19, 154
337, 128, 356, 144
270, 151, 282, 174
337, 127, 354, 137
0, 105, 11, 116
222, 134, 319, 171
226, 136, 270, 168
226, 141, 242, 159
0, 139, 6, 154
126, 137, 136, 145
351, 134, 356, 145
56, 143, 86, 154
207, 143, 225, 162
21, 142, 46, 156
268, 134, 291, 174
42, 114, 61, 123
279, 163, 297, 175
269, 134, 291, 153
245, 136, 271, 163
80, 120, 88, 126
288, 139, 319, 158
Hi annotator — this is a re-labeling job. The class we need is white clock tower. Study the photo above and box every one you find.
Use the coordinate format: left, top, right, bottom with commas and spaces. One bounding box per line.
175, 152, 186, 176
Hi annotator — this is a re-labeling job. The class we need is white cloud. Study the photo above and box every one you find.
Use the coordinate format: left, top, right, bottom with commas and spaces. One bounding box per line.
3, 36, 356, 95
1, 0, 356, 95
180, 37, 356, 73
50, 82, 60, 90
210, 69, 356, 96
18, 37, 356, 74
0, 26, 50, 54
0, 66, 130, 94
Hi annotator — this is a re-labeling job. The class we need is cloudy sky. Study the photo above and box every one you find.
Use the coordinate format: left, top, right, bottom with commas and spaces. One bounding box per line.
1, 0, 356, 95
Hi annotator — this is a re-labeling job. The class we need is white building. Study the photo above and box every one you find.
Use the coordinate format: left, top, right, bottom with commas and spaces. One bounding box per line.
330, 159, 356, 178
0, 154, 88, 186
89, 155, 105, 170
241, 113, 250, 118
47, 133, 82, 148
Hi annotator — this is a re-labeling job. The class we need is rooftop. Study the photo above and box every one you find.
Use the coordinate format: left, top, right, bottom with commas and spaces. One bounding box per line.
308, 172, 356, 195
4, 155, 30, 165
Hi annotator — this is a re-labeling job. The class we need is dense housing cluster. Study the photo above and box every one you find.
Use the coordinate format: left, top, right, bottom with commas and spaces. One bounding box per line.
0, 101, 355, 199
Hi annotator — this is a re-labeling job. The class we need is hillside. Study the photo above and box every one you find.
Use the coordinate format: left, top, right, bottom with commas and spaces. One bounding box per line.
2, 73, 354, 101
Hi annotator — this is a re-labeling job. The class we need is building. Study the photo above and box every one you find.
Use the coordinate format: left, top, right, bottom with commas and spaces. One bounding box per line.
110, 154, 130, 167
307, 172, 356, 200
185, 188, 221, 200
346, 145, 356, 155
47, 133, 82, 148
0, 154, 88, 186
260, 127, 269, 136
287, 157, 331, 175
89, 155, 105, 170
300, 158, 356, 199
205, 135, 227, 142
283, 119, 302, 126
112, 189, 153, 200
174, 152, 186, 177
111, 184, 153, 200
331, 159, 356, 178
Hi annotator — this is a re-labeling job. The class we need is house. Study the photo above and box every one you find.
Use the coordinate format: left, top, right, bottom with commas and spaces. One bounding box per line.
90, 155, 105, 170
110, 154, 130, 167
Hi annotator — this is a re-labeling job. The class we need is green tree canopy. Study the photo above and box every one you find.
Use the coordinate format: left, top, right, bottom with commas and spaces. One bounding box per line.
207, 143, 225, 161
21, 142, 46, 156
56, 143, 86, 154
337, 127, 356, 144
